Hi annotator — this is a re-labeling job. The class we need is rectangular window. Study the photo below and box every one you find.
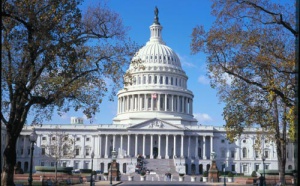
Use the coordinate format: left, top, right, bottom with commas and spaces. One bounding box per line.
74, 162, 79, 169
84, 162, 89, 169
86, 148, 90, 156
42, 148, 45, 155
143, 76, 146, 84
255, 164, 260, 171
243, 165, 247, 173
221, 150, 226, 158
75, 148, 80, 156
76, 137, 80, 141
62, 162, 67, 167
231, 151, 235, 158
86, 138, 90, 141
255, 150, 259, 158
51, 162, 55, 167
265, 151, 269, 158
41, 162, 44, 166
42, 137, 46, 141
265, 164, 269, 170
231, 164, 235, 172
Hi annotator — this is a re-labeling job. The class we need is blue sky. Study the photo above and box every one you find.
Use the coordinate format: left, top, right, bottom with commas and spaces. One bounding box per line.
38, 0, 226, 126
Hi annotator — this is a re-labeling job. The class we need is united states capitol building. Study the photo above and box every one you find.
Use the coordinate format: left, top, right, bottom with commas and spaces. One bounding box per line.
2, 9, 295, 176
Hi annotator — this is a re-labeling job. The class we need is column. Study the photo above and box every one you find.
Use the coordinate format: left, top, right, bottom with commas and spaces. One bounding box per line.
151, 94, 154, 111
135, 134, 138, 156
165, 135, 169, 159
173, 135, 176, 158
177, 96, 180, 112
105, 135, 108, 158
92, 135, 96, 153
150, 135, 153, 159
180, 135, 184, 158
165, 94, 167, 111
143, 135, 146, 157
158, 94, 161, 111
82, 135, 86, 157
144, 94, 147, 110
210, 136, 214, 155
126, 95, 129, 111
120, 135, 123, 158
127, 134, 131, 157
181, 96, 184, 113
130, 95, 134, 111
203, 136, 206, 159
98, 135, 102, 158
138, 94, 140, 111
117, 98, 120, 113
171, 95, 174, 112
158, 135, 161, 159
195, 136, 199, 159
188, 135, 191, 158
113, 135, 116, 150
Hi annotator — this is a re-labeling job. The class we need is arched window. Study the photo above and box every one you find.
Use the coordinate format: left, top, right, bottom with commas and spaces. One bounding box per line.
288, 165, 293, 170
242, 147, 247, 158
171, 77, 173, 85
166, 77, 168, 85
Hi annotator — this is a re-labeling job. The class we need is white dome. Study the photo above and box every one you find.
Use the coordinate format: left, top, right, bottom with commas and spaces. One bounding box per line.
113, 11, 197, 126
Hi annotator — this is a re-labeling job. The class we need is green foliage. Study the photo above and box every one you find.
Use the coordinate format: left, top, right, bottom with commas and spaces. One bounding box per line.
228, 171, 234, 177
203, 171, 208, 177
80, 169, 92, 173
140, 171, 146, 176
35, 166, 73, 174
103, 172, 109, 176
251, 171, 257, 177
179, 173, 185, 177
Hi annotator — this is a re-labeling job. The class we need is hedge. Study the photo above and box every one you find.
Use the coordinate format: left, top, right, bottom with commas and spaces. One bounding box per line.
35, 166, 73, 174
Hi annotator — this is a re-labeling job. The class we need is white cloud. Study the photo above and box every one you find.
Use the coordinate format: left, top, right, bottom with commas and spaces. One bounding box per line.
197, 75, 210, 85
193, 113, 213, 124
177, 53, 197, 68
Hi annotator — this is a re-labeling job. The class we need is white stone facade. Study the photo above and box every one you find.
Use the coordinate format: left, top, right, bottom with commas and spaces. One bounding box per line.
4, 10, 295, 176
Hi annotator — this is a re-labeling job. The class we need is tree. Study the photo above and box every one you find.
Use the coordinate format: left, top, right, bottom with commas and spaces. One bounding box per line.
42, 127, 74, 184
1, 0, 138, 185
191, 0, 297, 184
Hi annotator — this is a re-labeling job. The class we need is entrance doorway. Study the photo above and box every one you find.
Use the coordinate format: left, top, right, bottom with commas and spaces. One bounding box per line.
153, 147, 158, 159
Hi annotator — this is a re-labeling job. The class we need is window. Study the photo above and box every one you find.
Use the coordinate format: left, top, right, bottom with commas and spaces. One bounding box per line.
143, 76, 146, 84
265, 140, 268, 144
265, 164, 269, 170
21, 148, 23, 155
62, 162, 67, 167
42, 137, 46, 141
221, 139, 225, 143
288, 165, 293, 170
165, 77, 168, 85
231, 164, 235, 172
243, 139, 246, 143
243, 164, 248, 173
42, 148, 45, 155
86, 148, 90, 156
231, 151, 235, 158
221, 149, 226, 158
76, 137, 80, 141
51, 162, 55, 167
52, 136, 56, 141
154, 76, 157, 84
264, 151, 269, 158
75, 148, 80, 156
171, 77, 173, 85
255, 150, 259, 158
255, 164, 260, 171
84, 162, 89, 169
148, 76, 152, 84
86, 138, 90, 142
74, 162, 79, 169
41, 162, 45, 166
242, 148, 247, 158
160, 76, 163, 84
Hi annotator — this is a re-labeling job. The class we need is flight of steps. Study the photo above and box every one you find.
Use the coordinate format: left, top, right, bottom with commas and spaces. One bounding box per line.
144, 159, 177, 175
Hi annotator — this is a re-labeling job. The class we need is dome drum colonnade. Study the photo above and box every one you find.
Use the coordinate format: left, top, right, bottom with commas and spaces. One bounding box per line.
113, 7, 196, 125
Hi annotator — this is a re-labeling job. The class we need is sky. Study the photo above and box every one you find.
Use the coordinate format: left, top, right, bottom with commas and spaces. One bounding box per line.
36, 0, 226, 126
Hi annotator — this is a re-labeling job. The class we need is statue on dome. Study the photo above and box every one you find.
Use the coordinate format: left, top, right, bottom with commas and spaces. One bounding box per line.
154, 6, 160, 24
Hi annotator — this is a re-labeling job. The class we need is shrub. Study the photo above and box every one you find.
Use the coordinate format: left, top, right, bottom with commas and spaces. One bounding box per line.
251, 171, 257, 177
103, 172, 109, 176
179, 173, 185, 177
203, 171, 208, 177
140, 171, 146, 176
228, 171, 234, 177
80, 169, 92, 173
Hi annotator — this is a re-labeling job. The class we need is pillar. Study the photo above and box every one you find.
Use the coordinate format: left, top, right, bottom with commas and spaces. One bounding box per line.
143, 135, 146, 157
120, 135, 123, 158
113, 135, 116, 150
195, 136, 199, 159
181, 135, 184, 158
188, 135, 191, 158
98, 135, 102, 158
135, 134, 138, 156
150, 135, 153, 159
158, 135, 161, 159
105, 135, 108, 158
203, 136, 206, 159
173, 135, 176, 158
127, 134, 131, 157
210, 136, 214, 157
165, 135, 169, 159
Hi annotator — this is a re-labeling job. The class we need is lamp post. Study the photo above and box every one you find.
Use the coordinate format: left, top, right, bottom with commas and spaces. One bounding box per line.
90, 151, 94, 186
262, 155, 266, 186
110, 149, 117, 186
28, 128, 37, 186
223, 162, 226, 186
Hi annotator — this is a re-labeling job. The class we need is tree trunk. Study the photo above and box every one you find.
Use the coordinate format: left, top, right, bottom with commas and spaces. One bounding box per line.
1, 133, 17, 186
55, 161, 58, 184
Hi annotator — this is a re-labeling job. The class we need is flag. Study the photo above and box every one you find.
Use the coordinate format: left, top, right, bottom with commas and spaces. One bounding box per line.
152, 93, 157, 99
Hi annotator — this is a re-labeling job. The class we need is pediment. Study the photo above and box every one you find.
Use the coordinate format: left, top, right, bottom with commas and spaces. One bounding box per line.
128, 118, 183, 130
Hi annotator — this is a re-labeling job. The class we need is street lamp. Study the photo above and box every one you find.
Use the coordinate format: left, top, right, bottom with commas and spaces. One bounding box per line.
262, 155, 266, 186
223, 162, 226, 186
90, 151, 94, 186
110, 149, 117, 186
28, 128, 37, 186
